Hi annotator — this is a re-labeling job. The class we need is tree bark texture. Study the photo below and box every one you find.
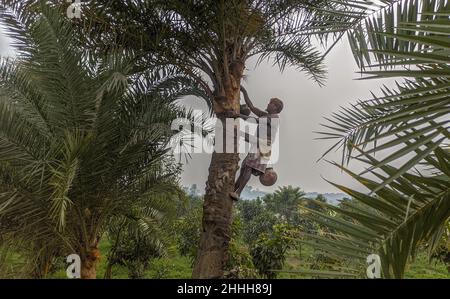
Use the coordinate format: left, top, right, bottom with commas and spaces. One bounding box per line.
192, 58, 244, 278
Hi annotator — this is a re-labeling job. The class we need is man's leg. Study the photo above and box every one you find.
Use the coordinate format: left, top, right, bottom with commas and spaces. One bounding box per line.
230, 165, 253, 200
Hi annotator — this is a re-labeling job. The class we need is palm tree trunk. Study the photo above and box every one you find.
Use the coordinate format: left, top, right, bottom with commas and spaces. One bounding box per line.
192, 152, 240, 278
81, 244, 100, 279
192, 63, 243, 278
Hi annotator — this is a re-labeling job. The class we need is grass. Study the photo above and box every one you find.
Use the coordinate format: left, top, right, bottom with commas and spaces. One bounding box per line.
278, 246, 450, 279
49, 241, 193, 279
404, 253, 450, 279
3, 240, 449, 279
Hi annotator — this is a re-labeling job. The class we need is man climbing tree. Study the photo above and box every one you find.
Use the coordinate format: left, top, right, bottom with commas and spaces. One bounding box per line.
230, 87, 283, 200
5, 0, 378, 278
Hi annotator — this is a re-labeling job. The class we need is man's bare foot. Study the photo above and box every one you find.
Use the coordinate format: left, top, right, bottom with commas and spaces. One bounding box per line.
229, 192, 239, 201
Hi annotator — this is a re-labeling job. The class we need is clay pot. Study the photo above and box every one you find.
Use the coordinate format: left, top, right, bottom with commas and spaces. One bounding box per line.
259, 168, 278, 186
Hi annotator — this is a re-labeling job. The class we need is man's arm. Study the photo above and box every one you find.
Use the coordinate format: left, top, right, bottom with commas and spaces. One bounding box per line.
241, 86, 268, 118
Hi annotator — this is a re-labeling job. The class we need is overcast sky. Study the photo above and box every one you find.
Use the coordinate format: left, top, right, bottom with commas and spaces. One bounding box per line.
0, 25, 394, 194
179, 43, 394, 194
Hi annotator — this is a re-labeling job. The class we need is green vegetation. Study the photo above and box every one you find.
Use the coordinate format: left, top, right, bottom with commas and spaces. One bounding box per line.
0, 0, 448, 279
301, 0, 450, 279
4, 225, 449, 279
0, 4, 187, 279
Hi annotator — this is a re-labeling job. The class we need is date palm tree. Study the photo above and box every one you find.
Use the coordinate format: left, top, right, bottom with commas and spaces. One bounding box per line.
61, 0, 394, 278
2, 0, 430, 278
263, 186, 306, 224
0, 5, 195, 278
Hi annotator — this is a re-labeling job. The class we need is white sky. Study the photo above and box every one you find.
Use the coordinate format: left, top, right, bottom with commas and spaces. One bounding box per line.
0, 25, 395, 194
180, 40, 395, 194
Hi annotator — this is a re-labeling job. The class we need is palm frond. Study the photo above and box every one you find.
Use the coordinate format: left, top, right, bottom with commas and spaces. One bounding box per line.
298, 144, 450, 278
